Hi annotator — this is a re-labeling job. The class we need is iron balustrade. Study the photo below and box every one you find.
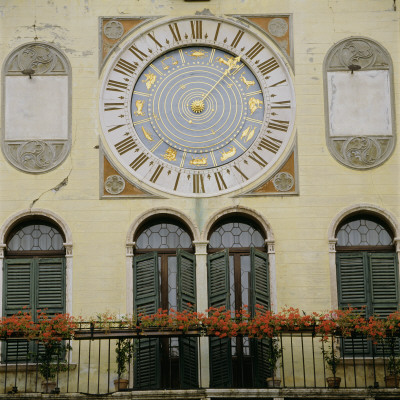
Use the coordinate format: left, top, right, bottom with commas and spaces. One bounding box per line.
0, 327, 398, 394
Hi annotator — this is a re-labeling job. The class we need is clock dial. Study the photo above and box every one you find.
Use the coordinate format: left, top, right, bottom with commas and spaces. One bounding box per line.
100, 17, 296, 197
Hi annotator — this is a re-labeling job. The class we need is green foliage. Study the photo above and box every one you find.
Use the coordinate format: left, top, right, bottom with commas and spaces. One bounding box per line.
37, 342, 70, 381
115, 338, 134, 377
321, 342, 341, 375
267, 337, 282, 375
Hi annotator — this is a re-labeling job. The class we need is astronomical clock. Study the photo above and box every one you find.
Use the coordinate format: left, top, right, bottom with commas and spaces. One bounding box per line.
99, 16, 296, 197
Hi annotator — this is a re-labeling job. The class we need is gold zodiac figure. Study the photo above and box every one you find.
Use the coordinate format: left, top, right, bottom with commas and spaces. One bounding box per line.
248, 97, 263, 115
163, 147, 177, 161
186, 49, 208, 59
161, 56, 178, 70
134, 100, 145, 116
143, 73, 156, 90
141, 126, 153, 141
241, 126, 251, 141
241, 126, 256, 143
246, 127, 256, 142
240, 72, 255, 89
220, 146, 237, 162
217, 55, 241, 74
189, 156, 207, 166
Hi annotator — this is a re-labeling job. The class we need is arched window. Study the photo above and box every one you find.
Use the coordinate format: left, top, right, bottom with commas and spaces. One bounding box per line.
207, 217, 269, 388
336, 214, 398, 355
133, 218, 196, 389
4, 219, 66, 361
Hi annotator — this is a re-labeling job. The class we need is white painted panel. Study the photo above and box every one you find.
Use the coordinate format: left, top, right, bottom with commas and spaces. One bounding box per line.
5, 75, 68, 140
327, 70, 392, 136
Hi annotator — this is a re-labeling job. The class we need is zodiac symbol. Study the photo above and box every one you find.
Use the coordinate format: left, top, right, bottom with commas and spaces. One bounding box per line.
248, 97, 263, 115
220, 146, 237, 162
227, 83, 233, 89
240, 126, 256, 142
161, 55, 178, 70
240, 72, 255, 89
141, 126, 153, 141
142, 73, 156, 90
134, 100, 145, 116
217, 55, 241, 74
186, 49, 208, 59
189, 156, 207, 166
163, 147, 177, 162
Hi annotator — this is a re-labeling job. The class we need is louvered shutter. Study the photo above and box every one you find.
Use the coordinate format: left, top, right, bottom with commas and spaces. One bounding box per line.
369, 253, 398, 317
250, 248, 270, 387
369, 253, 399, 357
3, 259, 33, 362
337, 252, 370, 356
133, 252, 160, 389
207, 250, 232, 388
177, 250, 198, 388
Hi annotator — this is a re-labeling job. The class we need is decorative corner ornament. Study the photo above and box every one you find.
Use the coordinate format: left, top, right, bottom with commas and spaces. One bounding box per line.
323, 37, 395, 170
2, 42, 71, 173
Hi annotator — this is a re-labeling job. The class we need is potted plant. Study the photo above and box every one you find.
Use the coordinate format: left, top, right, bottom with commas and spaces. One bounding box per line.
266, 337, 283, 387
114, 338, 134, 391
321, 341, 341, 388
37, 342, 70, 393
385, 337, 400, 388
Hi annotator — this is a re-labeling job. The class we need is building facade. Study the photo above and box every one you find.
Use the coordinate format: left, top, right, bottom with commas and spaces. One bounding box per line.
0, 0, 399, 398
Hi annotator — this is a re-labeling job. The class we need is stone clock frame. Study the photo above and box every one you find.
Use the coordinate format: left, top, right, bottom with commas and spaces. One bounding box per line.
99, 15, 296, 197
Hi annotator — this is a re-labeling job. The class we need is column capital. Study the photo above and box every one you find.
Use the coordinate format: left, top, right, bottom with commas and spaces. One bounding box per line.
193, 241, 209, 255
126, 241, 136, 256
63, 242, 73, 257
329, 238, 338, 253
265, 239, 275, 254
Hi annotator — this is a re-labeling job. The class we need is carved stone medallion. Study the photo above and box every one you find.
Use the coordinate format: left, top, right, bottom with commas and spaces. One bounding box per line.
272, 172, 294, 192
268, 18, 288, 38
105, 175, 126, 195
323, 37, 395, 169
2, 42, 71, 173
103, 20, 124, 39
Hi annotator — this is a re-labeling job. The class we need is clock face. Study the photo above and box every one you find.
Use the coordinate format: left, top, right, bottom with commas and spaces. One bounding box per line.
100, 17, 296, 197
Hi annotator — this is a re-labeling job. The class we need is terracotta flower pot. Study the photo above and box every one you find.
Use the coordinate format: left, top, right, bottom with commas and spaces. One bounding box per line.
385, 375, 400, 388
326, 376, 341, 388
266, 376, 281, 387
114, 378, 129, 391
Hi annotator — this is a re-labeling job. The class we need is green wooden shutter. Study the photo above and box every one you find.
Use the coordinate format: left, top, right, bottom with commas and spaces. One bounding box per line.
250, 248, 270, 387
3, 259, 33, 362
337, 252, 370, 355
133, 252, 160, 389
207, 250, 232, 388
177, 250, 198, 388
37, 258, 65, 315
369, 253, 398, 317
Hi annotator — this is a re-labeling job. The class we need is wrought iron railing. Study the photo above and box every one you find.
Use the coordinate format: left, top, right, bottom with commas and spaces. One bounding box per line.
0, 326, 399, 394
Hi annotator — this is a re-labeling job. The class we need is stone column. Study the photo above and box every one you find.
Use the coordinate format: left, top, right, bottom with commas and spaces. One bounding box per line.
194, 240, 209, 388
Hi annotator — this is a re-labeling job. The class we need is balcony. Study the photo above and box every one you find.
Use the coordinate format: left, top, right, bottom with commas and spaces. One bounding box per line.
0, 325, 399, 399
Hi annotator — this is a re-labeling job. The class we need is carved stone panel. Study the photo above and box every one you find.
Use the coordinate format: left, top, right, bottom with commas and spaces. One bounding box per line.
323, 37, 395, 169
2, 42, 71, 173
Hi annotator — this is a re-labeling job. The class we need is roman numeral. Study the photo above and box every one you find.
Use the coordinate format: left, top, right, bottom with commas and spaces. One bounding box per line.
128, 45, 147, 61
214, 22, 221, 42
214, 172, 227, 191
271, 100, 291, 109
231, 30, 244, 48
107, 124, 125, 133
258, 57, 279, 77
269, 79, 287, 87
245, 42, 264, 60
174, 173, 181, 191
106, 80, 128, 93
190, 20, 202, 39
268, 119, 289, 132
249, 151, 268, 167
259, 137, 283, 154
168, 23, 182, 42
115, 136, 137, 155
193, 174, 205, 193
233, 166, 248, 180
150, 165, 164, 183
104, 102, 124, 111
129, 153, 148, 170
148, 32, 162, 48
114, 58, 137, 76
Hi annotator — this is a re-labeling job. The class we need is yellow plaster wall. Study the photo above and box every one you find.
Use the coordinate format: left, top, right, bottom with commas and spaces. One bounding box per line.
0, 0, 398, 317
